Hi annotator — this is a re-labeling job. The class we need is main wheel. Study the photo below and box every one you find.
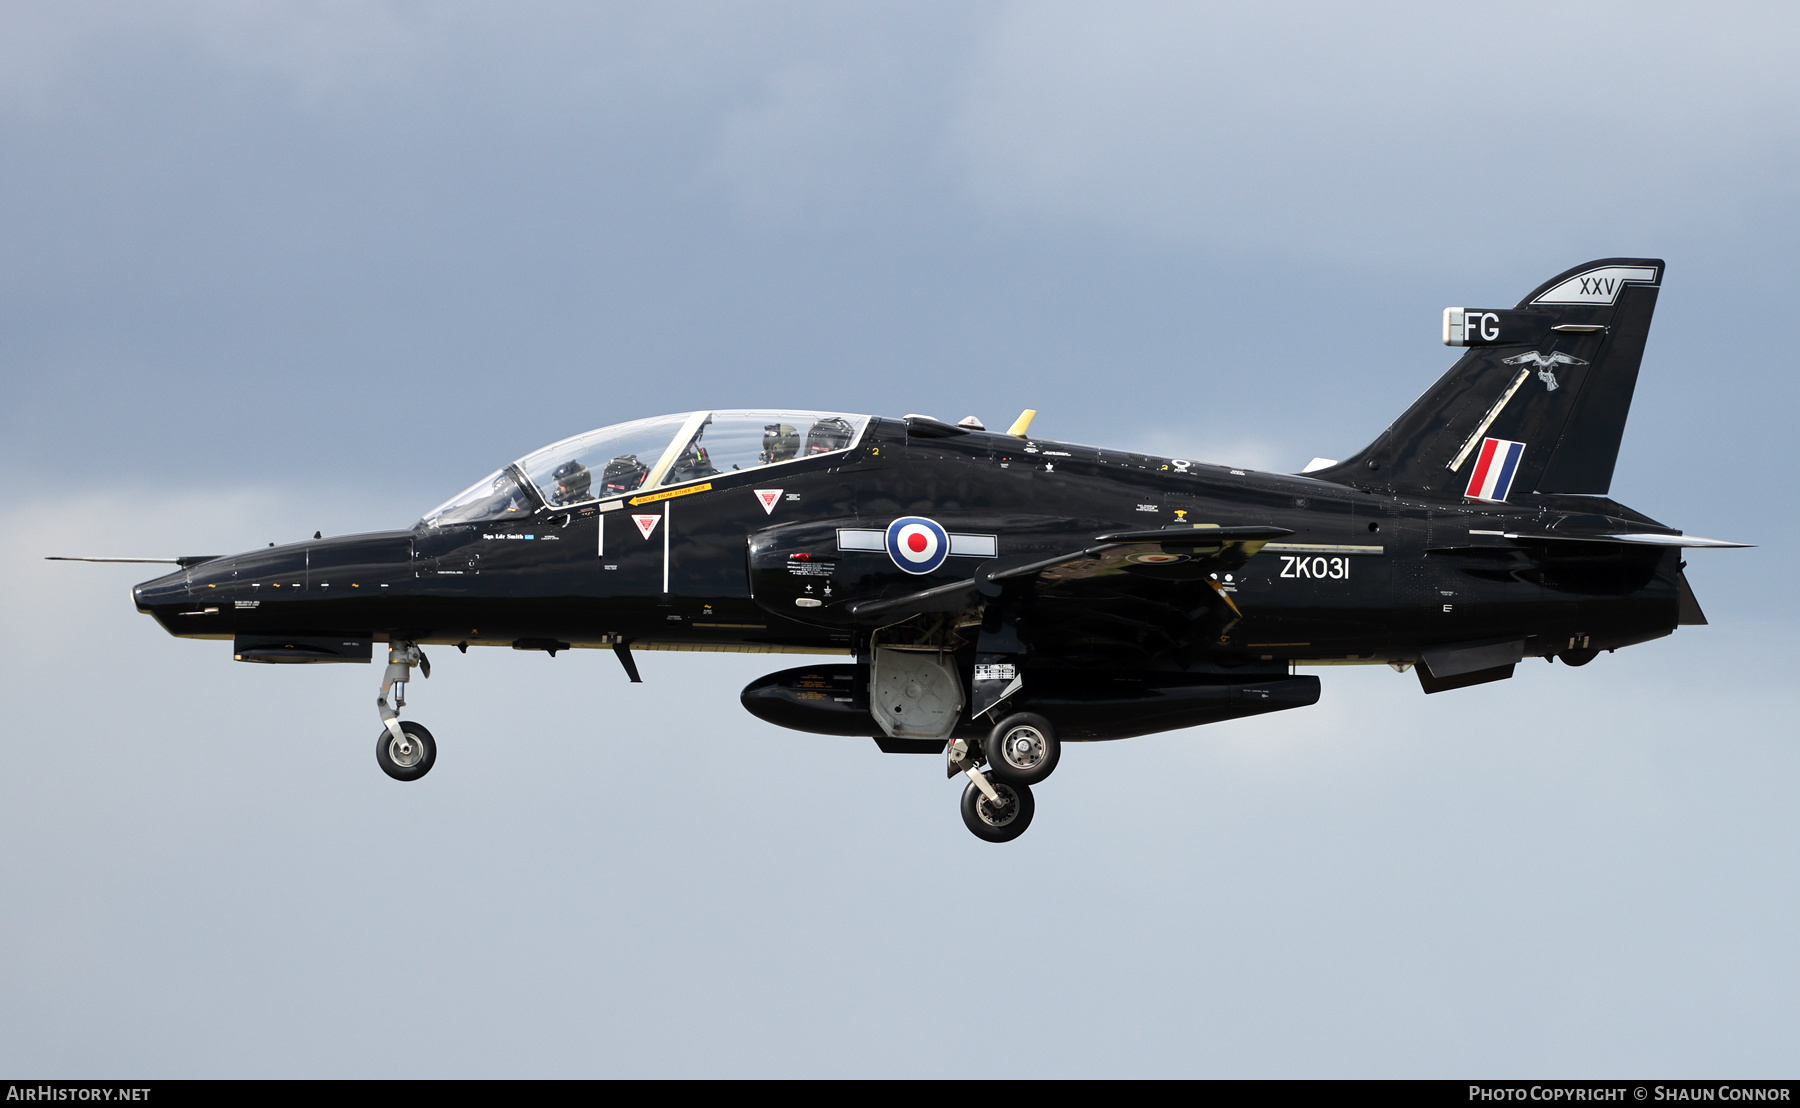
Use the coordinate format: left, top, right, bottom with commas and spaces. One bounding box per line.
376, 721, 437, 782
960, 776, 1035, 842
984, 712, 1059, 786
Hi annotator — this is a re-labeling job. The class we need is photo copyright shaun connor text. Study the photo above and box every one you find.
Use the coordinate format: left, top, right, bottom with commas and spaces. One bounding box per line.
1471, 1089, 1791, 1103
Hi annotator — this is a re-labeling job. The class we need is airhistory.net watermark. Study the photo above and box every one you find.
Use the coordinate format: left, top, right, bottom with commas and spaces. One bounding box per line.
5, 1089, 150, 1102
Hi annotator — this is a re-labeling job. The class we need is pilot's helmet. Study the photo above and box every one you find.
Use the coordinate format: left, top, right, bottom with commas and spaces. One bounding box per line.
549, 460, 591, 505
761, 423, 800, 464
805, 416, 854, 455
601, 453, 649, 494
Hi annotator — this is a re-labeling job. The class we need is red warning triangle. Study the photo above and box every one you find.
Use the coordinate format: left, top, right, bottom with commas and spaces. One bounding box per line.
632, 513, 661, 539
754, 489, 783, 515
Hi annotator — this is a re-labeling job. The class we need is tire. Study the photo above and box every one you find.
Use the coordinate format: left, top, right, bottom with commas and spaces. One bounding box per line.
376, 721, 437, 781
984, 712, 1059, 786
1559, 648, 1598, 667
960, 776, 1035, 843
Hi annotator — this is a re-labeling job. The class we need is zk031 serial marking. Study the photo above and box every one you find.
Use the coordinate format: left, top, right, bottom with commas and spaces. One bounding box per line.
1281, 555, 1351, 580
1265, 541, 1381, 581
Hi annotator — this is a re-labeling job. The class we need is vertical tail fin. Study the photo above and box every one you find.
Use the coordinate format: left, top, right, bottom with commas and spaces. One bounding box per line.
1311, 258, 1663, 499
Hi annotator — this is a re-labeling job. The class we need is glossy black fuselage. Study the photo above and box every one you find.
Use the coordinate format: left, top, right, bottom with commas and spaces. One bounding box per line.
136, 416, 1682, 694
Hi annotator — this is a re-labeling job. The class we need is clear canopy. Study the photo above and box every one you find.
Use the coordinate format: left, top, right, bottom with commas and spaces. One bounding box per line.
418, 468, 534, 527
659, 410, 864, 487
521, 413, 692, 506
420, 410, 868, 525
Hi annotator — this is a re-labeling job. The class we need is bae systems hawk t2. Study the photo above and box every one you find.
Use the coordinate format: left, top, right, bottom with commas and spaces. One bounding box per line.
73, 258, 1747, 841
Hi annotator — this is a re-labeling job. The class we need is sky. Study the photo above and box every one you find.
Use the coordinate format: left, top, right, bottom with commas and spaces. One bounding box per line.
1, 1, 1796, 1077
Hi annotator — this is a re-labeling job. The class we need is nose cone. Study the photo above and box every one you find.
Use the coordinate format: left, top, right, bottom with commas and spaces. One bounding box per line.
135, 547, 280, 637
133, 566, 194, 613
132, 561, 230, 640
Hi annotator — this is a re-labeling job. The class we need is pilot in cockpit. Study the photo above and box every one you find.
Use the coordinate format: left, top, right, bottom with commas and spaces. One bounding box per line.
548, 461, 592, 506
601, 454, 650, 496
805, 416, 854, 455
760, 423, 800, 465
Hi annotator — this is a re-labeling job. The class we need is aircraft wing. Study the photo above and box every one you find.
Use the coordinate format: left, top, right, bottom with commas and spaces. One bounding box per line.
1006, 525, 1293, 586
844, 525, 1292, 620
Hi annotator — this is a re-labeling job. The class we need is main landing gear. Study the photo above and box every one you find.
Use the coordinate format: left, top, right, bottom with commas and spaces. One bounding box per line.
951, 712, 1061, 842
961, 775, 1035, 842
375, 640, 436, 782
985, 712, 1059, 786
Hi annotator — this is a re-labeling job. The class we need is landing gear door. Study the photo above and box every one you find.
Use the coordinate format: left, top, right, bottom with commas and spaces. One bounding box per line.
869, 647, 964, 742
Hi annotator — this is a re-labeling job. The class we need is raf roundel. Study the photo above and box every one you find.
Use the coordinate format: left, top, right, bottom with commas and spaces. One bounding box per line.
885, 516, 949, 575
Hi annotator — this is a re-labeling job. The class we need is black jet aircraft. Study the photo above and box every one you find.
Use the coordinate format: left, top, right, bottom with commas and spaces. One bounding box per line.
76, 258, 1747, 841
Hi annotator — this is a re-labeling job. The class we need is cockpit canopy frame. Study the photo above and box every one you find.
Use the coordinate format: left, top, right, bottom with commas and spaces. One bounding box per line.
419, 409, 870, 528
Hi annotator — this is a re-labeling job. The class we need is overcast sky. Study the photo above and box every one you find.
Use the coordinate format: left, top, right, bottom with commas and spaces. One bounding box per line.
2, 1, 1796, 1076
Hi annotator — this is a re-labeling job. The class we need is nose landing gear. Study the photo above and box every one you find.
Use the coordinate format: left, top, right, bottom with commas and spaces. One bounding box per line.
377, 720, 437, 781
375, 640, 436, 781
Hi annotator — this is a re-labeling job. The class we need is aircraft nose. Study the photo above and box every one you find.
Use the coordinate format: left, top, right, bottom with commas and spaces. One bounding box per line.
133, 568, 194, 612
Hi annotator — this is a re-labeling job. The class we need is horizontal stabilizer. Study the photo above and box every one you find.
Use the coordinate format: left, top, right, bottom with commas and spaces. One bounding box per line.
1500, 531, 1751, 548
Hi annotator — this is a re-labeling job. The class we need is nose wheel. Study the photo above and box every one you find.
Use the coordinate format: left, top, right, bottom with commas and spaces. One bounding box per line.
376, 720, 437, 781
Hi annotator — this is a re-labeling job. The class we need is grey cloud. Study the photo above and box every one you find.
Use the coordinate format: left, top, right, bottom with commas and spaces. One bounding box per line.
950, 2, 1800, 262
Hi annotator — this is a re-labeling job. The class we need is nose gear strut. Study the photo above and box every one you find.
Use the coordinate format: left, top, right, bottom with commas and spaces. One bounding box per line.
375, 640, 437, 781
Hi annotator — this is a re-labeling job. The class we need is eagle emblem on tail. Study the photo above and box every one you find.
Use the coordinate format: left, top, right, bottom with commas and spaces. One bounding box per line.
1502, 350, 1588, 392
